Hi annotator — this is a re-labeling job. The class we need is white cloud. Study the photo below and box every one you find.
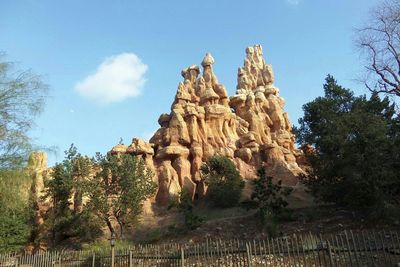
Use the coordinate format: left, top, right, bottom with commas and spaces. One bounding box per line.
286, 0, 302, 5
75, 53, 148, 104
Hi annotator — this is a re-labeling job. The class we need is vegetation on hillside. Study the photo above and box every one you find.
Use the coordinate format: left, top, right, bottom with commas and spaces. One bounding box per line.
3, 0, 400, 251
42, 146, 157, 246
87, 153, 157, 237
168, 189, 204, 231
245, 168, 293, 237
201, 155, 244, 208
295, 75, 400, 218
0, 54, 48, 252
43, 145, 102, 246
251, 168, 292, 224
0, 170, 32, 252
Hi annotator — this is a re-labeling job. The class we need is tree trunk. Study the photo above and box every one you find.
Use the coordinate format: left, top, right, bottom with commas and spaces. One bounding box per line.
116, 217, 124, 238
105, 217, 115, 234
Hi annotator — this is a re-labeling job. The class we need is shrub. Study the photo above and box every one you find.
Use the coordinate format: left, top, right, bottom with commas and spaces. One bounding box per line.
251, 168, 292, 227
169, 189, 203, 230
201, 156, 244, 208
0, 170, 32, 253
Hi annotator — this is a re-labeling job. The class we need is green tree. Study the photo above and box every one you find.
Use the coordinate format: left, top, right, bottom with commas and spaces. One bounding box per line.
0, 53, 48, 168
43, 144, 100, 245
168, 189, 203, 230
0, 170, 32, 252
0, 54, 48, 251
295, 75, 400, 211
251, 168, 292, 226
201, 155, 244, 208
87, 153, 157, 237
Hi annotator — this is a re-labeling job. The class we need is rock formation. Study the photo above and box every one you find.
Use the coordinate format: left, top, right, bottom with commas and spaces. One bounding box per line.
112, 45, 305, 206
27, 151, 48, 251
28, 152, 48, 226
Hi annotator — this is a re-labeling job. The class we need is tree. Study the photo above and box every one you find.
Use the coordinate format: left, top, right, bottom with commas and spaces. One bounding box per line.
201, 155, 244, 208
0, 54, 48, 250
43, 144, 99, 245
0, 170, 32, 252
87, 153, 157, 237
251, 168, 292, 226
249, 168, 292, 237
0, 53, 48, 168
356, 0, 400, 98
168, 189, 203, 230
295, 75, 400, 210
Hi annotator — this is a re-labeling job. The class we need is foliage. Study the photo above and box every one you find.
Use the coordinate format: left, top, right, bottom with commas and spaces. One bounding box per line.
0, 53, 48, 169
201, 155, 244, 208
0, 170, 32, 252
0, 54, 47, 251
44, 146, 158, 244
43, 144, 99, 245
43, 148, 157, 243
250, 168, 292, 237
356, 0, 400, 98
87, 153, 157, 237
251, 168, 292, 226
295, 75, 400, 210
169, 189, 203, 230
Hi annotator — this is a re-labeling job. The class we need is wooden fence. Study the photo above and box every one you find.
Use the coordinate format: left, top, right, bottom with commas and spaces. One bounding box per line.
1, 230, 400, 266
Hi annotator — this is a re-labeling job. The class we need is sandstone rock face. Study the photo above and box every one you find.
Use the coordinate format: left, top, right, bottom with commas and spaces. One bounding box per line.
27, 152, 48, 236
113, 45, 304, 206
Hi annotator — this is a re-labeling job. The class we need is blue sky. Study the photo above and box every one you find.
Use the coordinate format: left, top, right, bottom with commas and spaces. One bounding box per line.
0, 0, 381, 165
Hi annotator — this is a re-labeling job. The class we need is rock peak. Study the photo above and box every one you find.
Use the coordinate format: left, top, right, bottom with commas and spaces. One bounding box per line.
201, 53, 215, 67
112, 45, 305, 206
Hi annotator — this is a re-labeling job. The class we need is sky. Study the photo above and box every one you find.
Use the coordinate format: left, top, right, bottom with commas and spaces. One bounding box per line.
0, 0, 382, 166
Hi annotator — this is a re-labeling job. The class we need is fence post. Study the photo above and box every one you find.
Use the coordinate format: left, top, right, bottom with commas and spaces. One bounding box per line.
246, 243, 252, 267
129, 250, 133, 267
92, 253, 95, 267
180, 247, 185, 267
111, 246, 115, 267
58, 253, 62, 267
327, 240, 335, 267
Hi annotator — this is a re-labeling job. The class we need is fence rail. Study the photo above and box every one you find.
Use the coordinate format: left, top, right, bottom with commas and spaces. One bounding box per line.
1, 230, 400, 266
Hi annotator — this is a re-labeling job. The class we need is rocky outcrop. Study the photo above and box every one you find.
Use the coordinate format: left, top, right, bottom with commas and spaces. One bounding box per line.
27, 151, 48, 250
28, 152, 48, 226
112, 45, 305, 206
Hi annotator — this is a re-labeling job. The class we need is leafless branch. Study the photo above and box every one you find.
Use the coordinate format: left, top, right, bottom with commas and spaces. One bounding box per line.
356, 0, 400, 98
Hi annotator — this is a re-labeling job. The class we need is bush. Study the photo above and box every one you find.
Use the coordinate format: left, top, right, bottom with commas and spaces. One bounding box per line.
201, 156, 244, 208
251, 168, 292, 228
263, 214, 280, 238
169, 189, 203, 230
0, 211, 31, 253
0, 170, 32, 253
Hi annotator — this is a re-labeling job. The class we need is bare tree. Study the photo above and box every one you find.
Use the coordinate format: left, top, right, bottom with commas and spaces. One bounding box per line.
356, 0, 400, 97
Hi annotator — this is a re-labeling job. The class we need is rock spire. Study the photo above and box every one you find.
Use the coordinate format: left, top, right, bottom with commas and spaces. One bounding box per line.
112, 45, 304, 205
